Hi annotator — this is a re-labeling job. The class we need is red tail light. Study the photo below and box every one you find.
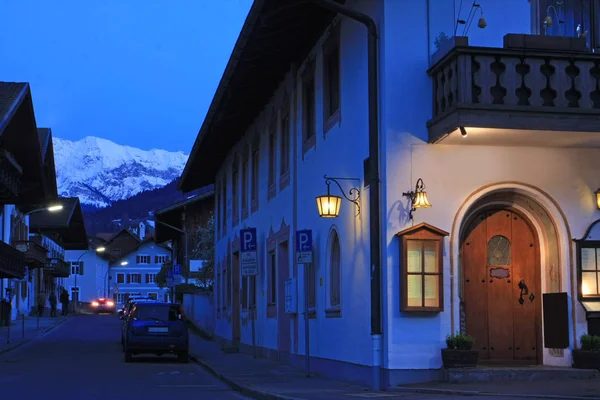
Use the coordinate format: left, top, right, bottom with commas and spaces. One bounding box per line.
91, 301, 99, 307
106, 301, 114, 306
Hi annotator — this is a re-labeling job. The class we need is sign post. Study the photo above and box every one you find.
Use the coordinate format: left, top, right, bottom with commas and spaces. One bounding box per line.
240, 228, 258, 358
296, 229, 313, 377
167, 270, 175, 303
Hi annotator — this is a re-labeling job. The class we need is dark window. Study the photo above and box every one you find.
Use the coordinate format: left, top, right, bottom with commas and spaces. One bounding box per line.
302, 65, 316, 148
323, 25, 341, 125
134, 305, 182, 321
269, 251, 276, 304
280, 107, 290, 177
268, 119, 276, 189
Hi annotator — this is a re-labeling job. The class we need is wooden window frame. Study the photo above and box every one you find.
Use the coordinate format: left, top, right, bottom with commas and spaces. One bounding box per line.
279, 98, 291, 190
267, 246, 277, 318
251, 134, 260, 213
576, 240, 600, 301
396, 223, 448, 313
322, 22, 341, 135
232, 155, 240, 226
301, 61, 316, 155
267, 118, 277, 201
241, 147, 249, 220
325, 230, 342, 318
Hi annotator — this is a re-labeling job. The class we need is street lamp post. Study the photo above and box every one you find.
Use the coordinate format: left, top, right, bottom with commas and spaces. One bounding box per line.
73, 246, 105, 314
104, 261, 127, 299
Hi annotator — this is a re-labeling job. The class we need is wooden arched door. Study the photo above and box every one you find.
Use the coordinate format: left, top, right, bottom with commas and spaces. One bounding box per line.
461, 209, 541, 364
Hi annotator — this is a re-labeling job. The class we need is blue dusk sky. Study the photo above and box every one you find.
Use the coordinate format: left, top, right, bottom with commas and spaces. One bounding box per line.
0, 0, 253, 153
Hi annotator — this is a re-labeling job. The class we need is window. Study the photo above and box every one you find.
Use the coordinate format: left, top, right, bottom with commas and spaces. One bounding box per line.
279, 102, 290, 189
128, 273, 142, 284
327, 230, 341, 316
222, 177, 227, 233
226, 255, 232, 307
116, 293, 126, 304
397, 223, 447, 312
267, 250, 277, 318
71, 287, 80, 303
70, 261, 84, 275
539, 0, 599, 51
242, 152, 249, 219
136, 255, 150, 264
232, 156, 239, 225
155, 255, 168, 264
581, 246, 600, 298
145, 273, 157, 284
268, 119, 277, 200
322, 23, 341, 132
117, 273, 125, 284
302, 63, 316, 153
251, 144, 260, 213
487, 235, 511, 266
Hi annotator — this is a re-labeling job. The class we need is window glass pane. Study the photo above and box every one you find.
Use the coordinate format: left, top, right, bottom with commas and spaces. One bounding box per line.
582, 271, 598, 296
407, 275, 422, 307
424, 241, 437, 273
407, 241, 422, 273
487, 235, 511, 266
424, 275, 439, 308
582, 248, 597, 271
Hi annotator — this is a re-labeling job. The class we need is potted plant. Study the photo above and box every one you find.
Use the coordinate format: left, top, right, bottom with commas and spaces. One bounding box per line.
441, 331, 478, 368
573, 333, 600, 370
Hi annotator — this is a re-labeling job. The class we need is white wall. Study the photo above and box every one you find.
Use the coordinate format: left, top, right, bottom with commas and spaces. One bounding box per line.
183, 293, 215, 336
64, 249, 109, 302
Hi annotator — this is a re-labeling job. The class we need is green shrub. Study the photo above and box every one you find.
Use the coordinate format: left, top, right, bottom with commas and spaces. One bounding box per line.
580, 334, 600, 351
446, 332, 475, 350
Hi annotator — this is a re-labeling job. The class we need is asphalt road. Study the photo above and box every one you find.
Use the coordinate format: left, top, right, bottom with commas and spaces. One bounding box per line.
0, 314, 249, 399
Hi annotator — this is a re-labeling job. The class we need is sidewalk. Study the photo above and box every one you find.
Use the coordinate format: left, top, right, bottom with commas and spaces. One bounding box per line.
187, 326, 600, 400
0, 315, 70, 355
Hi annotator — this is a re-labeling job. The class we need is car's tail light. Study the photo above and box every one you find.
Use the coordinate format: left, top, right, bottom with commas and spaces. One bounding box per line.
106, 301, 114, 306
91, 301, 99, 307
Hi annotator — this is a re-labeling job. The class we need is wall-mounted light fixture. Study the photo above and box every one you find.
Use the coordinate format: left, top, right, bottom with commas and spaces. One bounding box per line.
316, 175, 361, 218
595, 188, 600, 210
402, 178, 432, 220
460, 126, 468, 138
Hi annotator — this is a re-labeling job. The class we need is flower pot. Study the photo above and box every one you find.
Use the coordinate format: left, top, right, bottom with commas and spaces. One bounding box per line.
441, 348, 479, 368
572, 349, 600, 370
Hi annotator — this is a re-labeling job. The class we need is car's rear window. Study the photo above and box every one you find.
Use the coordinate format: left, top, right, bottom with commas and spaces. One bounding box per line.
134, 305, 181, 321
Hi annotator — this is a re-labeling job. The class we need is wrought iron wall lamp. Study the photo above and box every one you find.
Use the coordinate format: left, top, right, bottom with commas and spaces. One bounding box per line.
316, 175, 361, 218
402, 178, 432, 220
595, 188, 600, 210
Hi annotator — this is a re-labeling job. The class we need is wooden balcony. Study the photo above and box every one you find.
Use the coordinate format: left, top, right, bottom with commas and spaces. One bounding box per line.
13, 239, 48, 268
45, 258, 70, 278
427, 34, 600, 145
0, 149, 22, 203
0, 240, 26, 279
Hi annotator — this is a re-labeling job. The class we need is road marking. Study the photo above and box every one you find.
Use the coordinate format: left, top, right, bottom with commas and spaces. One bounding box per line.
158, 384, 217, 388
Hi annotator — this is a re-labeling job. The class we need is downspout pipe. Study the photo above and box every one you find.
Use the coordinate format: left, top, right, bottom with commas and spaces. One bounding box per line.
307, 0, 383, 391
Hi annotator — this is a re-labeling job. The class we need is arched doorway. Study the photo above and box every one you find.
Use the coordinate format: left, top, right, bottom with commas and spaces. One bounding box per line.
461, 208, 542, 364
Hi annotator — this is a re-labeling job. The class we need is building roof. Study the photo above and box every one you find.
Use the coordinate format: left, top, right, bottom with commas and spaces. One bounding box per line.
108, 236, 171, 266
154, 186, 214, 244
178, 1, 340, 192
38, 128, 59, 201
29, 197, 89, 250
0, 82, 53, 205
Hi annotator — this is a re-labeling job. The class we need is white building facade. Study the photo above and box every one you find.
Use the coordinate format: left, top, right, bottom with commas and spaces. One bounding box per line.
64, 249, 110, 304
179, 0, 600, 388
108, 240, 171, 307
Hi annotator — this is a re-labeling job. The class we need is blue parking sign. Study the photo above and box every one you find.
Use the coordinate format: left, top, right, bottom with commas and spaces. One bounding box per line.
296, 230, 313, 264
173, 264, 182, 276
240, 228, 257, 252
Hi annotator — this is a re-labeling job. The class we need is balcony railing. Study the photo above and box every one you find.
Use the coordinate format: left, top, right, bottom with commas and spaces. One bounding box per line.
13, 239, 48, 268
45, 258, 70, 278
0, 240, 26, 279
427, 34, 600, 143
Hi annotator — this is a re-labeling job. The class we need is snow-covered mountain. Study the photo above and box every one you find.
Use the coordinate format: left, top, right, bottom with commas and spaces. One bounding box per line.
53, 136, 188, 208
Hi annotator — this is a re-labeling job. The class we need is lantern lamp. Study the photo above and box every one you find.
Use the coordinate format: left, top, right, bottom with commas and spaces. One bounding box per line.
595, 188, 600, 210
316, 175, 361, 218
402, 178, 432, 220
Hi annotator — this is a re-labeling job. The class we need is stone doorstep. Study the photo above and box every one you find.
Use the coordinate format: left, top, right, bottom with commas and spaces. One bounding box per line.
445, 366, 599, 384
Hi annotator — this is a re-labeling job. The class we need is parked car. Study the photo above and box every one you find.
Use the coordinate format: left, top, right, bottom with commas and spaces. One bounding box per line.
91, 298, 116, 314
121, 302, 189, 363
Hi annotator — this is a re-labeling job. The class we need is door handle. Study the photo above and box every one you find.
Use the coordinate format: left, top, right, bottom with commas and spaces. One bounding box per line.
518, 279, 529, 305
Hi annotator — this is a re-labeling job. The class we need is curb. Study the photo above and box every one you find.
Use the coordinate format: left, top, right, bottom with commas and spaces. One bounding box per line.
393, 386, 600, 400
0, 316, 71, 356
189, 352, 301, 400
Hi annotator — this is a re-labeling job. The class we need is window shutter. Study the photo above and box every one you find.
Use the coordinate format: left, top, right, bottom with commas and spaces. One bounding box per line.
155, 255, 158, 263
127, 274, 131, 283
136, 255, 140, 264
79, 261, 85, 275
145, 274, 149, 283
